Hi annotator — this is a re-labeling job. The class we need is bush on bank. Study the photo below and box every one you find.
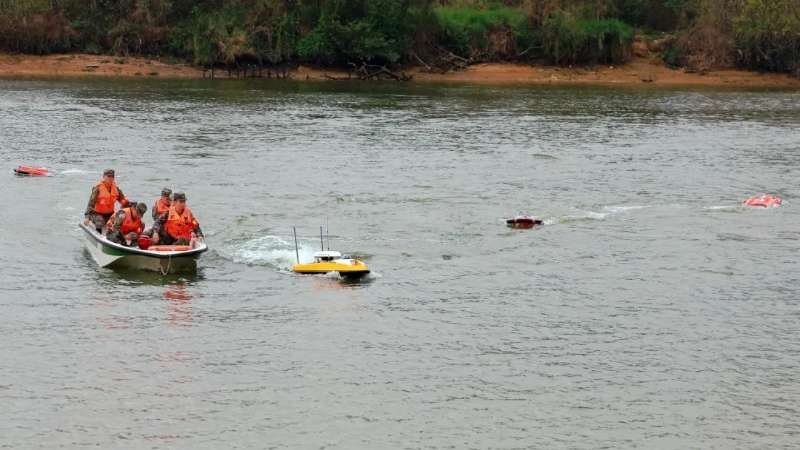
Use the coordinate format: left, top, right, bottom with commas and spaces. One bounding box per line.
434, 6, 532, 60
540, 12, 633, 65
0, 0, 797, 76
733, 0, 800, 75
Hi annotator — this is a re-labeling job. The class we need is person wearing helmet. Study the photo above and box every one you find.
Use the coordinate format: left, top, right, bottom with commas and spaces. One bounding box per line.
152, 192, 203, 245
106, 202, 147, 246
152, 187, 172, 221
83, 169, 129, 231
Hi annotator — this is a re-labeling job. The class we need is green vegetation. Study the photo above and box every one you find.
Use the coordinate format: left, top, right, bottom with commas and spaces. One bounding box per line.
434, 6, 532, 59
733, 0, 800, 74
296, 0, 415, 64
0, 0, 798, 76
540, 13, 633, 65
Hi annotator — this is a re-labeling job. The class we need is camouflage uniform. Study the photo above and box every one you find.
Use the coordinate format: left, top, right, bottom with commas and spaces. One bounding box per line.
84, 184, 127, 231
152, 220, 186, 245
152, 213, 204, 245
152, 188, 172, 221
141, 188, 172, 237
152, 192, 203, 245
107, 203, 147, 246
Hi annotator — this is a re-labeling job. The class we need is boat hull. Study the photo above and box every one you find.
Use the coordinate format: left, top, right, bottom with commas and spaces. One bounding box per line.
292, 260, 370, 279
80, 222, 206, 274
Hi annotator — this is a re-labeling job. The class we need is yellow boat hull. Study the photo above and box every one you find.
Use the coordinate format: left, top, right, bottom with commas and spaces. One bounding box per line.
292, 260, 370, 278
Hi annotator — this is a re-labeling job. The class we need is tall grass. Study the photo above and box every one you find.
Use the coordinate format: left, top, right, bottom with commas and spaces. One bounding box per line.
541, 12, 633, 65
733, 0, 800, 74
434, 6, 532, 59
0, 11, 76, 54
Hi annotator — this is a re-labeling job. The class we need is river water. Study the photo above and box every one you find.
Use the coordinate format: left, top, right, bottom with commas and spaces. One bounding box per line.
0, 78, 798, 449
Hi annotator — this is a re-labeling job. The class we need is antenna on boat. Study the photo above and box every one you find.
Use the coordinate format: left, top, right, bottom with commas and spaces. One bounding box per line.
326, 216, 330, 251
320, 226, 324, 251
293, 227, 299, 264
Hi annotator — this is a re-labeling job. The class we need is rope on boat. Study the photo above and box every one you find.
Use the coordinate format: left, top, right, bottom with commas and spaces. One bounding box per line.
160, 254, 172, 276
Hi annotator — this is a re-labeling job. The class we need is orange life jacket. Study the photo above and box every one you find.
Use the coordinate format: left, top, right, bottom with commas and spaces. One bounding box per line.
94, 181, 120, 215
106, 207, 143, 236
154, 197, 171, 217
164, 206, 198, 240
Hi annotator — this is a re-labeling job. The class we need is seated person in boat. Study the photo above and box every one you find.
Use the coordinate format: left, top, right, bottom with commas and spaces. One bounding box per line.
106, 202, 147, 246
84, 168, 129, 231
152, 192, 203, 245
139, 188, 172, 238
152, 188, 172, 220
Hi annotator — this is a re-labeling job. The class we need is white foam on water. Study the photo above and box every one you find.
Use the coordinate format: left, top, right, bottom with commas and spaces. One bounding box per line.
325, 270, 381, 282
60, 168, 89, 175
225, 235, 318, 269
561, 205, 649, 223
602, 205, 650, 214
705, 205, 741, 211
563, 210, 609, 222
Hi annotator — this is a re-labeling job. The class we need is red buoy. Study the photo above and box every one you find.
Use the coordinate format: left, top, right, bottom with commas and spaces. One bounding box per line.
14, 166, 50, 176
743, 195, 781, 208
506, 216, 544, 229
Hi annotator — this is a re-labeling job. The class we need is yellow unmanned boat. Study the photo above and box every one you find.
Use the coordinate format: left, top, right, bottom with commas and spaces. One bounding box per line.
292, 250, 370, 278
290, 227, 370, 279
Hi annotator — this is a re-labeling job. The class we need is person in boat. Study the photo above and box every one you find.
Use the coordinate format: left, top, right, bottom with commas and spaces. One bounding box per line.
152, 192, 203, 245
152, 188, 172, 221
83, 169, 129, 231
106, 202, 147, 246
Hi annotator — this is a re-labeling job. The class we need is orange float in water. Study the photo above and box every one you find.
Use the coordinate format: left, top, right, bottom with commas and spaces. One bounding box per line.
506, 216, 544, 229
14, 166, 50, 176
743, 195, 782, 208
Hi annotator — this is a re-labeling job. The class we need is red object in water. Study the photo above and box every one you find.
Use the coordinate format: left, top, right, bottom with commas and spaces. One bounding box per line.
138, 235, 152, 250
743, 195, 782, 208
506, 216, 544, 229
14, 166, 50, 176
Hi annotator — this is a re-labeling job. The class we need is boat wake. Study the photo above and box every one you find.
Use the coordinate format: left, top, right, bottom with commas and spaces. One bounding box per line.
318, 270, 381, 282
60, 168, 89, 175
704, 204, 742, 212
557, 205, 650, 224
602, 205, 650, 214
220, 235, 318, 269
557, 211, 609, 223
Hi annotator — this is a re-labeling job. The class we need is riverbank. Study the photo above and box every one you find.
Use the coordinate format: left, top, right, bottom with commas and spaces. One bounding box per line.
1, 53, 798, 88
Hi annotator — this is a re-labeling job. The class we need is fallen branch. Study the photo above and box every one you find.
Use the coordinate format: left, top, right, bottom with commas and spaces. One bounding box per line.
343, 62, 412, 81
429, 47, 474, 73
411, 52, 432, 71
517, 45, 542, 58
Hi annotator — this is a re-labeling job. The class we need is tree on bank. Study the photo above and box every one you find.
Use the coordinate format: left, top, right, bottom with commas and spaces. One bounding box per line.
0, 0, 797, 76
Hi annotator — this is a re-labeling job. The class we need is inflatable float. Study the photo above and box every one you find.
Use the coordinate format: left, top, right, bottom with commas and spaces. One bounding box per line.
14, 166, 50, 176
506, 216, 544, 229
743, 195, 782, 208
